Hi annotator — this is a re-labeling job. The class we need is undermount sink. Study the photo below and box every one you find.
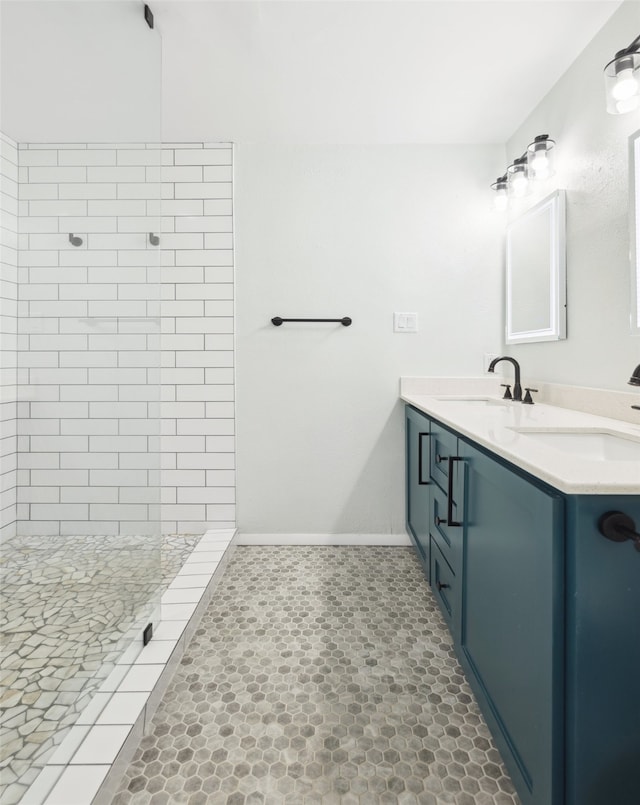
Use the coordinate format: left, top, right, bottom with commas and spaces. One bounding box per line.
511, 428, 640, 461
434, 396, 507, 407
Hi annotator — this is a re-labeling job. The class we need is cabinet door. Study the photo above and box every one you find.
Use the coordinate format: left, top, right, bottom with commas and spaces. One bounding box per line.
565, 495, 640, 805
458, 439, 564, 805
406, 406, 431, 571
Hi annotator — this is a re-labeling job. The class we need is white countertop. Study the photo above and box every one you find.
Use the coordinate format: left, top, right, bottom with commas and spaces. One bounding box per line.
401, 377, 640, 495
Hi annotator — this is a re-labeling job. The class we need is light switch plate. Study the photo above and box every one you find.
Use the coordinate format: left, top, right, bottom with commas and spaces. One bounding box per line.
394, 312, 418, 333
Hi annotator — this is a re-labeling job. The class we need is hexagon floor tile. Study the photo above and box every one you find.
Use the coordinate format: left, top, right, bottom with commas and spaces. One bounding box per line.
112, 546, 521, 805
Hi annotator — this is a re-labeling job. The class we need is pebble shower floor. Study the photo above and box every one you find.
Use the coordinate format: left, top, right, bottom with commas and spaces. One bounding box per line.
112, 546, 520, 805
0, 534, 201, 803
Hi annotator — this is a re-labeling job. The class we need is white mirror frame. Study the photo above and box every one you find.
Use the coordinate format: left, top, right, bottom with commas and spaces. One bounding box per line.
630, 130, 640, 336
505, 189, 567, 344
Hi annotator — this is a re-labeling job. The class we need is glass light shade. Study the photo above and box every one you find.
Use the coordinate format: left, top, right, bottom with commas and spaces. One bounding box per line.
604, 50, 640, 114
506, 157, 530, 198
527, 136, 556, 180
490, 176, 509, 211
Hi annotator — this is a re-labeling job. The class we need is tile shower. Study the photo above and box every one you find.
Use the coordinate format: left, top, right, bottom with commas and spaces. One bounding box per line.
13, 140, 235, 537
0, 138, 236, 802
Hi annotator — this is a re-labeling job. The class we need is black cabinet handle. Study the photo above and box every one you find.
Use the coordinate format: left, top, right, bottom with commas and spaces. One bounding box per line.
435, 515, 447, 526
436, 582, 450, 591
447, 457, 464, 527
598, 511, 640, 552
436, 454, 447, 464
418, 433, 430, 485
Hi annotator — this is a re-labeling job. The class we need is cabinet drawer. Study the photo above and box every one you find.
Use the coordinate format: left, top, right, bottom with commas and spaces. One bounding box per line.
430, 483, 463, 575
429, 420, 458, 493
430, 539, 458, 633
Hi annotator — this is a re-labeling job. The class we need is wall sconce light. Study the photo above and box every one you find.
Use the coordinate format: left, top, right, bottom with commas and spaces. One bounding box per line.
491, 134, 555, 210
604, 34, 640, 115
506, 156, 530, 198
490, 175, 509, 211
527, 134, 555, 180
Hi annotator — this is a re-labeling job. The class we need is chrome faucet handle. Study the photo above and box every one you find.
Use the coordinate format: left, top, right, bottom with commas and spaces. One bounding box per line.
523, 388, 539, 405
500, 384, 512, 400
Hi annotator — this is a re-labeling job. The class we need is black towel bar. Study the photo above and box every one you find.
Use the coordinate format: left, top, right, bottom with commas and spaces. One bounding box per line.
271, 317, 352, 327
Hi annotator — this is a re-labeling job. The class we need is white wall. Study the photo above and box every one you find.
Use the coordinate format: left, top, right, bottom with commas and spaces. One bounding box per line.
235, 145, 504, 535
155, 0, 622, 146
0, 132, 18, 538
504, 0, 640, 390
0, 0, 160, 144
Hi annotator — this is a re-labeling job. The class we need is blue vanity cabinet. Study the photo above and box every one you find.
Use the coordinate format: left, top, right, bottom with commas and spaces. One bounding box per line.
457, 438, 565, 805
405, 405, 431, 571
564, 495, 640, 805
404, 403, 640, 805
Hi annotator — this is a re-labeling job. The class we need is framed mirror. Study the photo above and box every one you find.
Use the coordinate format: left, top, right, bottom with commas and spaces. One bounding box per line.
505, 189, 566, 344
631, 130, 640, 335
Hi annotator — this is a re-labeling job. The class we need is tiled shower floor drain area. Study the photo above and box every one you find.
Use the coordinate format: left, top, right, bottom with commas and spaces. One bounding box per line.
113, 546, 520, 805
0, 533, 201, 802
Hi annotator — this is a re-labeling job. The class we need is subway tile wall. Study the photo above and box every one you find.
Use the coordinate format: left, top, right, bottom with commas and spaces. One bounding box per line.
17, 142, 163, 537
11, 142, 234, 537
0, 133, 19, 539
159, 144, 235, 534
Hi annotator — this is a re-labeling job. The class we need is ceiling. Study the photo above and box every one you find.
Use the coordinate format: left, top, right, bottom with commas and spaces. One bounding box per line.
155, 0, 624, 144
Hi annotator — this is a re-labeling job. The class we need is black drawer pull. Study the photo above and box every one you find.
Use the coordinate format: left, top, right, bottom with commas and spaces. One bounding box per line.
447, 457, 464, 527
418, 432, 430, 485
437, 582, 450, 591
436, 454, 448, 464
435, 515, 447, 526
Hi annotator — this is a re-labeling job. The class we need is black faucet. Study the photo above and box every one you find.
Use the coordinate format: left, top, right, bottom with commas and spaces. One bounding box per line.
488, 356, 523, 402
630, 364, 640, 410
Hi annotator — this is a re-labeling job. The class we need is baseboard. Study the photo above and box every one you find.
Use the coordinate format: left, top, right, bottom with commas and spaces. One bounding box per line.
236, 533, 412, 546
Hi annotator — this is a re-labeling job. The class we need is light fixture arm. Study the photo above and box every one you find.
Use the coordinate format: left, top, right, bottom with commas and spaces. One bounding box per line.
611, 34, 640, 64
619, 33, 640, 56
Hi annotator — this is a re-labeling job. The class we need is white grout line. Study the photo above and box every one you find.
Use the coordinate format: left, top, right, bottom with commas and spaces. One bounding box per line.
167, 573, 211, 589
160, 601, 198, 621
161, 587, 205, 604
19, 766, 65, 805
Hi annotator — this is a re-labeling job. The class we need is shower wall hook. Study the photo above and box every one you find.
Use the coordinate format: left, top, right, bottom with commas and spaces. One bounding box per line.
149, 233, 160, 246
68, 234, 83, 247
